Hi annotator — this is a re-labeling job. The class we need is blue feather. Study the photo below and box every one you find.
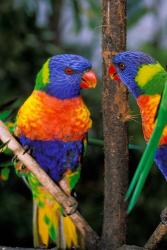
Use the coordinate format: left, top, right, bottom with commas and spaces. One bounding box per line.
19, 135, 83, 181
155, 145, 167, 180
45, 54, 92, 99
112, 51, 156, 97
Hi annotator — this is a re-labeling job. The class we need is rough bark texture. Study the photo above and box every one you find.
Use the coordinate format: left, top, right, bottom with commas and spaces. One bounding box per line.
144, 223, 167, 250
102, 0, 128, 249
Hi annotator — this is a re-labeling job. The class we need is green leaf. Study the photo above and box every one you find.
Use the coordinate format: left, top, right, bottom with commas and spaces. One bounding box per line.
0, 168, 10, 181
0, 110, 12, 121
0, 162, 13, 167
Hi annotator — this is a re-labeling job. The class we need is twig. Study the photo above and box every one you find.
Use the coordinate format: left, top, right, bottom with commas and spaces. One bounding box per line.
0, 120, 100, 249
144, 207, 167, 249
88, 137, 104, 147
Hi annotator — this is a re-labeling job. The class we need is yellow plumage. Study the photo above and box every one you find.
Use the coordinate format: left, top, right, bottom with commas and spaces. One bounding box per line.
135, 63, 164, 87
29, 172, 79, 249
42, 59, 50, 84
38, 205, 50, 246
63, 216, 78, 248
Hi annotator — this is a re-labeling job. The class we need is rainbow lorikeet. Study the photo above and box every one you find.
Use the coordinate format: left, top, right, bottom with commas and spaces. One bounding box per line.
109, 51, 167, 213
13, 54, 97, 248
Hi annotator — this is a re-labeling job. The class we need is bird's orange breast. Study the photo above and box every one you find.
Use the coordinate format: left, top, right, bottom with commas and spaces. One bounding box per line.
15, 91, 92, 141
137, 95, 167, 145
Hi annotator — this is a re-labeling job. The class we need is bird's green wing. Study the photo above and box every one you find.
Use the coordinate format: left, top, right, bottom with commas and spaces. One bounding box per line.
126, 79, 167, 214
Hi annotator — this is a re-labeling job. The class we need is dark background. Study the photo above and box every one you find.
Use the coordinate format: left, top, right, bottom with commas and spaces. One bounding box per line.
0, 0, 167, 248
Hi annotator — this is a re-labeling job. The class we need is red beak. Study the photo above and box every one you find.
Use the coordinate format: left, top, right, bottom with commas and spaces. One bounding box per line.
80, 70, 97, 89
109, 65, 120, 81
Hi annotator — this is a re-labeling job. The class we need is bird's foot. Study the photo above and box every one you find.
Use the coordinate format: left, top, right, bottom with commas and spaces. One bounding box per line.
14, 145, 31, 173
59, 178, 78, 215
22, 145, 31, 155
63, 197, 78, 216
59, 178, 71, 195
15, 161, 29, 174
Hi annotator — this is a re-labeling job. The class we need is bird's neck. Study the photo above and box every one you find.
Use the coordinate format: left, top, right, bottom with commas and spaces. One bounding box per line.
135, 63, 164, 89
44, 84, 80, 100
136, 94, 161, 142
134, 63, 165, 96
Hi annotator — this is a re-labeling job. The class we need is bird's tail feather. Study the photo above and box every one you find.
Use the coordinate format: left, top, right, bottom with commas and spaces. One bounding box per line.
33, 198, 79, 249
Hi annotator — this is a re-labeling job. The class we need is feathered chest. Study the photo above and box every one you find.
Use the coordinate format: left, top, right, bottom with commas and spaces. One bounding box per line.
15, 91, 92, 141
137, 94, 167, 145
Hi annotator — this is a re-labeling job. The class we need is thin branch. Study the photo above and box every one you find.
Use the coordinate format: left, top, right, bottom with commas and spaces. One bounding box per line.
144, 207, 167, 250
0, 120, 100, 249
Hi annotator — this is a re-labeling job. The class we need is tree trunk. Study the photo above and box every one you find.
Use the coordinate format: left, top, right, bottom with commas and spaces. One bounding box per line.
102, 0, 128, 249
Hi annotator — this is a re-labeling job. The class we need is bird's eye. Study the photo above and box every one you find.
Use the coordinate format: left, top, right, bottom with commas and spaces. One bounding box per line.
64, 68, 74, 75
118, 63, 125, 70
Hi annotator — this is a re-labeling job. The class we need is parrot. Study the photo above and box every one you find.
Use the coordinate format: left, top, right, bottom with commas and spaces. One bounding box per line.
12, 54, 97, 248
109, 51, 167, 213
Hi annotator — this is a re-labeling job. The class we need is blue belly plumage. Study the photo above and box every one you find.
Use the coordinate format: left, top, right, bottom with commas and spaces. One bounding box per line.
19, 135, 83, 181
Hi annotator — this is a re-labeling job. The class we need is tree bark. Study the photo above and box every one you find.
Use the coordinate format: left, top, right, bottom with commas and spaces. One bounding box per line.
102, 0, 128, 249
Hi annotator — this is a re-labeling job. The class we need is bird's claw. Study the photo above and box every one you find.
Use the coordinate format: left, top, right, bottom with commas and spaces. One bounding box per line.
59, 177, 78, 215
14, 145, 31, 173
22, 145, 31, 155
15, 161, 29, 174
63, 198, 78, 216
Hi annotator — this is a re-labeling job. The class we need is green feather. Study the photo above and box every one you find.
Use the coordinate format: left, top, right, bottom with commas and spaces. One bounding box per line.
69, 167, 81, 189
35, 70, 44, 90
142, 71, 166, 95
35, 59, 50, 90
38, 200, 45, 208
44, 215, 51, 225
49, 224, 57, 241
126, 78, 167, 213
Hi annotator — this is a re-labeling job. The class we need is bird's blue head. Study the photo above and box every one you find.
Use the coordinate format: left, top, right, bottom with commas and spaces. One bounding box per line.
109, 51, 164, 97
35, 54, 97, 99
